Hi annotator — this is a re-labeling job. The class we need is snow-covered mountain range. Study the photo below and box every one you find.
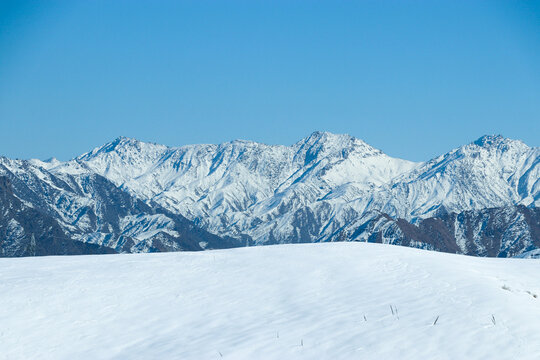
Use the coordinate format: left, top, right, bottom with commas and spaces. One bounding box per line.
1, 131, 539, 257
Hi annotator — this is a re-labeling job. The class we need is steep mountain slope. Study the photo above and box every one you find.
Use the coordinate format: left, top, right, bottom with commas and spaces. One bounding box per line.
46, 132, 539, 254
344, 206, 540, 257
0, 157, 239, 257
0, 176, 114, 256
361, 135, 540, 220
1, 132, 538, 257
50, 132, 419, 242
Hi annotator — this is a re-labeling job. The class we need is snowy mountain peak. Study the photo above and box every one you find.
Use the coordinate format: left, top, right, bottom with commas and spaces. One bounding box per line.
468, 134, 530, 153
77, 136, 167, 162
97, 136, 139, 153
1, 132, 538, 258
473, 134, 505, 147
300, 130, 344, 143
297, 131, 368, 148
43, 157, 59, 164
294, 131, 383, 165
112, 136, 145, 148
26, 157, 62, 170
32, 132, 538, 247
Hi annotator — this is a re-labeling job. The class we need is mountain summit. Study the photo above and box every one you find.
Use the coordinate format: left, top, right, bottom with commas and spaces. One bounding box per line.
1, 132, 538, 257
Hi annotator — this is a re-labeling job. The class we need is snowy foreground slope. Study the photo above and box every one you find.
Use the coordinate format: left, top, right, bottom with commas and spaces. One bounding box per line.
2, 243, 540, 359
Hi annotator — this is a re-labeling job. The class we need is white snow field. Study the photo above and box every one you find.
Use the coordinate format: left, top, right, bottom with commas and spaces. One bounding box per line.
1, 243, 540, 360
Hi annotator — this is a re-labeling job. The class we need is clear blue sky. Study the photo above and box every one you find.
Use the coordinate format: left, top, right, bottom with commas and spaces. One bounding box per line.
1, 1, 539, 161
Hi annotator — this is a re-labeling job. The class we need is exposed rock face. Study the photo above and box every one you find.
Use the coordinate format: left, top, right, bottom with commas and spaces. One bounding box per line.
0, 176, 114, 256
1, 132, 539, 257
347, 206, 540, 257
0, 158, 241, 257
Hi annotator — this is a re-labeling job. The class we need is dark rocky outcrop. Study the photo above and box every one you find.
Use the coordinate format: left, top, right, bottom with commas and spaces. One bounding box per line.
348, 206, 540, 257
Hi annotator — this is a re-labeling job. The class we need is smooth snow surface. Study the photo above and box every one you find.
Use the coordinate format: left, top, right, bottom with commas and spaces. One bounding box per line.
2, 243, 540, 359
